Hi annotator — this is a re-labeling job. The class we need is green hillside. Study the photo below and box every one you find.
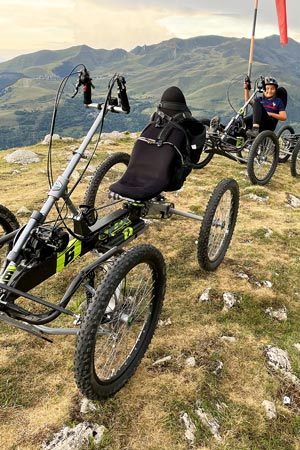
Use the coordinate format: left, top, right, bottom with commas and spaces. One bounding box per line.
0, 35, 299, 150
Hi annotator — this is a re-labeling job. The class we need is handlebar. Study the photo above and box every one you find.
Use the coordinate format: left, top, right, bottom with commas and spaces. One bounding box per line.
116, 76, 130, 113
244, 74, 267, 93
71, 68, 94, 104
72, 68, 130, 113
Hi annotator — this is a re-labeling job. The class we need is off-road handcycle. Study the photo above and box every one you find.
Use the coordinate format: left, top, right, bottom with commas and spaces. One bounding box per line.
196, 76, 283, 186
0, 67, 239, 400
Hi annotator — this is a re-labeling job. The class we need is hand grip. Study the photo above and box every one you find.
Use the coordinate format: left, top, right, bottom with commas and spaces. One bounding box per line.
83, 81, 92, 105
244, 75, 251, 90
117, 76, 130, 113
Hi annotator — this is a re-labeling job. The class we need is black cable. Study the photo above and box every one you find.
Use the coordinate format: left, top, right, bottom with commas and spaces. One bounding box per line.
47, 64, 86, 188
48, 71, 121, 241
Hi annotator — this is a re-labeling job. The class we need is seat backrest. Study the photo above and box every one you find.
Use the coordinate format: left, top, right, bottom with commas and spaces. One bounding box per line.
109, 122, 188, 201
109, 113, 206, 201
277, 87, 288, 108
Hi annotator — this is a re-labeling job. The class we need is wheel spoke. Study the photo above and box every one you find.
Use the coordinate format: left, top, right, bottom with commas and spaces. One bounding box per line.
94, 263, 155, 379
253, 137, 276, 180
74, 244, 165, 399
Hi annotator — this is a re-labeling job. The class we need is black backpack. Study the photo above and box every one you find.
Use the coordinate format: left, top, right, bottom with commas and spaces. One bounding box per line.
138, 110, 206, 190
109, 110, 206, 201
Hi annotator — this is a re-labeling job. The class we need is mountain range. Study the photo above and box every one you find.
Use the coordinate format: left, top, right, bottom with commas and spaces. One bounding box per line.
0, 34, 299, 150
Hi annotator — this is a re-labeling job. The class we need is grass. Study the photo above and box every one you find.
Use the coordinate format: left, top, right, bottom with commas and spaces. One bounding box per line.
0, 138, 300, 449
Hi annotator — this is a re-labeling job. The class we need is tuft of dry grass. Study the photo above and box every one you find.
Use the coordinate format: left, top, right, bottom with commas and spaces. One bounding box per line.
0, 140, 300, 450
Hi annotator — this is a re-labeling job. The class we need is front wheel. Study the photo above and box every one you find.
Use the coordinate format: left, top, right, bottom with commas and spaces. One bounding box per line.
197, 178, 239, 271
195, 119, 214, 169
277, 124, 295, 163
247, 131, 279, 185
74, 244, 166, 400
0, 204, 20, 276
84, 152, 130, 220
291, 139, 300, 177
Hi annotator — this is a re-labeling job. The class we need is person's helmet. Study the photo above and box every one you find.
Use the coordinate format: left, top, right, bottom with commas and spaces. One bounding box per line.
158, 86, 190, 117
263, 76, 278, 88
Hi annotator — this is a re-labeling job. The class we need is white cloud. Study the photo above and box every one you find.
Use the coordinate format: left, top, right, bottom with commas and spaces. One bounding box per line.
0, 0, 299, 60
158, 13, 286, 41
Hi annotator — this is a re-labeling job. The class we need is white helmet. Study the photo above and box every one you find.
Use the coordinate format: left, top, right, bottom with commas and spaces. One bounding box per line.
264, 76, 278, 88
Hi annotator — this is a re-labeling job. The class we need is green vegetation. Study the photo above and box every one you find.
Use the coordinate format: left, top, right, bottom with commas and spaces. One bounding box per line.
0, 34, 300, 149
0, 135, 299, 449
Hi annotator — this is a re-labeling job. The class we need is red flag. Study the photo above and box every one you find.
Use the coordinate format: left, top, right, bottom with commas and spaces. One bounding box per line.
275, 0, 288, 45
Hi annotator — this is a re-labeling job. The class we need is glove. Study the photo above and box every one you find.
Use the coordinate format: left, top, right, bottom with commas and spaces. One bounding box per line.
244, 76, 251, 90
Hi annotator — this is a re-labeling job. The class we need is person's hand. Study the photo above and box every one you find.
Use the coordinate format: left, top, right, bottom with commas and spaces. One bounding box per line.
244, 76, 251, 90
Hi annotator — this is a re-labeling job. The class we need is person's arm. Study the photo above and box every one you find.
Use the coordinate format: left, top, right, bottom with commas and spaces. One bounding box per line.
267, 110, 287, 121
244, 81, 254, 105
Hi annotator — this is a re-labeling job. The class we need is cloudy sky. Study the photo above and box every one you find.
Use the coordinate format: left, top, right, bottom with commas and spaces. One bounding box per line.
0, 0, 298, 61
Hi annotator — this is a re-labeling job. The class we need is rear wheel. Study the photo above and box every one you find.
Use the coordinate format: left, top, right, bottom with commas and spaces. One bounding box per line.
74, 244, 166, 399
84, 152, 130, 221
197, 178, 239, 271
291, 139, 300, 177
247, 131, 279, 185
194, 119, 214, 169
277, 124, 295, 163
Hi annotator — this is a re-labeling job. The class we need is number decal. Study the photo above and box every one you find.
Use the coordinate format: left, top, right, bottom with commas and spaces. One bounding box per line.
0, 263, 16, 284
123, 227, 133, 240
56, 239, 82, 272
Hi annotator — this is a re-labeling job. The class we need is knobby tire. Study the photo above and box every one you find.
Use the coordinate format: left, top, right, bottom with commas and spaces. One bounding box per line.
197, 178, 239, 271
74, 244, 166, 399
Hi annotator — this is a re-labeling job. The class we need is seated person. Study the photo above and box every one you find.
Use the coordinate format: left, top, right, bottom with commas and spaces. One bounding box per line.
109, 86, 206, 201
244, 76, 287, 138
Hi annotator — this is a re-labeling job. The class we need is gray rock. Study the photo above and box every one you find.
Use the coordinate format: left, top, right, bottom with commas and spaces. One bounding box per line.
198, 287, 211, 302
16, 206, 31, 215
247, 193, 269, 203
185, 356, 196, 368
262, 400, 277, 419
42, 422, 105, 450
152, 355, 172, 366
4, 149, 40, 165
265, 306, 287, 321
42, 134, 61, 144
180, 412, 196, 444
158, 318, 172, 327
265, 346, 291, 372
222, 292, 239, 311
264, 228, 273, 237
220, 335, 237, 343
213, 360, 224, 375
195, 401, 221, 440
287, 193, 300, 208
80, 398, 98, 414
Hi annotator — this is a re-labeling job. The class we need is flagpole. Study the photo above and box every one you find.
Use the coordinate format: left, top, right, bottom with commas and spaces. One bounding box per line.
248, 0, 259, 79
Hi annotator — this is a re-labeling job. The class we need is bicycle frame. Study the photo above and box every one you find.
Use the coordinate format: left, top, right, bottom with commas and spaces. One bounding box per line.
0, 75, 141, 332
0, 90, 209, 339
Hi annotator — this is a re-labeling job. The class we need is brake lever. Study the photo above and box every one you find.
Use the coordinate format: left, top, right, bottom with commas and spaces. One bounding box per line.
71, 69, 95, 103
71, 81, 80, 98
